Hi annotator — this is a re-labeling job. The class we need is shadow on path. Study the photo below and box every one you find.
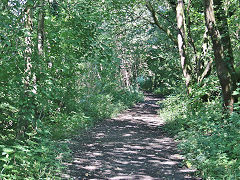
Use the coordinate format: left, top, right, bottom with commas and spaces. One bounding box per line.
62, 94, 199, 180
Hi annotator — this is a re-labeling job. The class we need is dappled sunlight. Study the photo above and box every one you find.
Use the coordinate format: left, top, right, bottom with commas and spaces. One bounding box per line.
63, 94, 198, 179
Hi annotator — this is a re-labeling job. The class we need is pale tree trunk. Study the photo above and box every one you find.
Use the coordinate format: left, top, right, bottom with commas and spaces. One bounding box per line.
176, 0, 192, 94
32, 0, 45, 130
120, 59, 131, 89
146, 0, 192, 94
38, 0, 45, 56
39, 0, 53, 69
203, 0, 235, 112
23, 6, 38, 95
197, 27, 213, 83
24, 7, 33, 91
18, 6, 34, 136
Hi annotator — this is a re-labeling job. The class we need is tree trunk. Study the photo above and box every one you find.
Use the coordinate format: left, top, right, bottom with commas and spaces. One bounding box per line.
197, 27, 213, 83
18, 6, 34, 137
38, 0, 45, 56
24, 6, 33, 91
203, 0, 235, 112
213, 0, 236, 92
176, 0, 192, 94
120, 59, 131, 89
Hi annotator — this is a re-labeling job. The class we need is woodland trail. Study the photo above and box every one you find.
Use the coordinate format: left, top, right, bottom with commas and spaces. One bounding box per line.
62, 94, 199, 180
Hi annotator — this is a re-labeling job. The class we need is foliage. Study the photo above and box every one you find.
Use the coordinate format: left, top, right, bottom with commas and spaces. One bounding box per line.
137, 27, 181, 94
160, 92, 240, 179
80, 88, 143, 121
0, 0, 143, 179
1, 0, 240, 179
0, 133, 70, 179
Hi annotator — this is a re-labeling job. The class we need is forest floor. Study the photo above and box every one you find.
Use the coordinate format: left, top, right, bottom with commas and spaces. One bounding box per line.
62, 94, 200, 180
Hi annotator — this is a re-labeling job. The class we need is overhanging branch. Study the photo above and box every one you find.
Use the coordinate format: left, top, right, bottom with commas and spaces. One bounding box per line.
145, 1, 178, 47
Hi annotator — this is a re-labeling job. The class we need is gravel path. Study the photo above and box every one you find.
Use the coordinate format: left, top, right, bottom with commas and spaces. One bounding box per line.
62, 94, 199, 180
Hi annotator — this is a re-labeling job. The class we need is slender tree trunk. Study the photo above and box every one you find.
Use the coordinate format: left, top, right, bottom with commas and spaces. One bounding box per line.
176, 0, 192, 94
18, 6, 34, 137
203, 0, 235, 112
38, 0, 45, 56
24, 6, 33, 92
198, 27, 213, 83
120, 59, 131, 88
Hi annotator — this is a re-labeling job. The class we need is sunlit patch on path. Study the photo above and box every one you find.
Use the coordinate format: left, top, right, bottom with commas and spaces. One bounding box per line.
62, 94, 199, 180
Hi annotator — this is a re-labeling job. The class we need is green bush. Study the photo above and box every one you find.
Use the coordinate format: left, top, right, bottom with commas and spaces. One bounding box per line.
160, 94, 240, 179
46, 111, 93, 140
0, 78, 143, 179
80, 94, 116, 120
111, 88, 144, 107
0, 135, 69, 180
80, 88, 144, 120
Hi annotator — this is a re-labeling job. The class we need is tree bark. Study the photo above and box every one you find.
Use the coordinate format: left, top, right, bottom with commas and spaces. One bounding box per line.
18, 6, 34, 137
24, 6, 35, 94
197, 27, 213, 83
38, 0, 45, 56
203, 0, 235, 112
213, 0, 236, 91
176, 0, 192, 94
120, 59, 131, 89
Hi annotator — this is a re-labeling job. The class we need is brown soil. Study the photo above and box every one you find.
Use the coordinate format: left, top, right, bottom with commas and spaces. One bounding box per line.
62, 94, 200, 180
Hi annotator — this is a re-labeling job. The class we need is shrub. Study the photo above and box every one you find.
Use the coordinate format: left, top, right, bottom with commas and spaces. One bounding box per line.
0, 134, 69, 179
80, 88, 144, 120
160, 94, 240, 179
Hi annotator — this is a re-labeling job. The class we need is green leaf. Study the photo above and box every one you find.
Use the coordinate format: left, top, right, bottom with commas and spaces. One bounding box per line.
0, 157, 9, 162
2, 148, 14, 154
3, 164, 14, 169
232, 91, 240, 95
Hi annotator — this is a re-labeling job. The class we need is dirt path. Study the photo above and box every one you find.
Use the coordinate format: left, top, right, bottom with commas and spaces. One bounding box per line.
62, 94, 199, 180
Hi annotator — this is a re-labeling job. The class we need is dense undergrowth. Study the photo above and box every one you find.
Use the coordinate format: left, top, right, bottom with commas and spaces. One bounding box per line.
0, 88, 143, 179
48, 88, 143, 140
159, 88, 240, 179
